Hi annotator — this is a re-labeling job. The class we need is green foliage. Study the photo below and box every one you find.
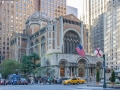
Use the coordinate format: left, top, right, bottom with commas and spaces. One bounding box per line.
21, 55, 33, 75
0, 60, 21, 79
21, 53, 40, 76
43, 67, 55, 76
30, 52, 40, 69
111, 70, 115, 82
32, 67, 55, 77
96, 71, 100, 82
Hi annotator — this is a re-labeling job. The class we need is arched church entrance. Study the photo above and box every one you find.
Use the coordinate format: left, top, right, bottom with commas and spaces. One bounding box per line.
59, 60, 68, 77
77, 59, 88, 77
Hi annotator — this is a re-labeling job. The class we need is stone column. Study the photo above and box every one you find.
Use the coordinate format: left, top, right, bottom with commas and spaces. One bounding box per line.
32, 25, 34, 34
60, 16, 63, 52
58, 67, 60, 79
55, 66, 60, 78
74, 67, 76, 77
70, 67, 72, 78
76, 68, 78, 77
85, 68, 87, 78
65, 67, 67, 77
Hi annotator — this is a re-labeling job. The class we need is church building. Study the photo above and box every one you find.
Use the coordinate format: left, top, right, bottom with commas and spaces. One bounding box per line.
10, 12, 102, 79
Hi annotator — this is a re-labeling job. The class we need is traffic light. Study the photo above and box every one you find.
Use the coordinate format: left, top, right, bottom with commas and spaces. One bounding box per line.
107, 69, 111, 73
103, 54, 105, 60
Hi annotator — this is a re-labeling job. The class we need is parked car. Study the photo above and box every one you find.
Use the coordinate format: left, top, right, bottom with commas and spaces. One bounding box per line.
20, 78, 28, 85
0, 79, 4, 85
5, 79, 10, 85
57, 77, 69, 84
63, 77, 86, 85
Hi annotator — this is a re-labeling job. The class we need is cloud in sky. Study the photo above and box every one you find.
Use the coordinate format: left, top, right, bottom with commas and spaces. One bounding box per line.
67, 0, 83, 18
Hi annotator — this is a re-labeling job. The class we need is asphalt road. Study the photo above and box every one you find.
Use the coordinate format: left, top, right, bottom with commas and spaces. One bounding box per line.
0, 84, 117, 90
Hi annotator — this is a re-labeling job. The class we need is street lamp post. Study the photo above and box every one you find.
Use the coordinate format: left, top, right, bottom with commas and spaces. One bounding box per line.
103, 54, 106, 88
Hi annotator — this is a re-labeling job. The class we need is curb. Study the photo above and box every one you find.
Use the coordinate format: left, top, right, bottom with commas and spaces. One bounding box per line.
87, 84, 120, 89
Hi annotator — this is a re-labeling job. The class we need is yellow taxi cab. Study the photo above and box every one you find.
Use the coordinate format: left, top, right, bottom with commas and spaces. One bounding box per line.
63, 77, 86, 85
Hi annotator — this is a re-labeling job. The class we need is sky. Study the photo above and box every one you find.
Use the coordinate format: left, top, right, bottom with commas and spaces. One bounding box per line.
67, 0, 83, 18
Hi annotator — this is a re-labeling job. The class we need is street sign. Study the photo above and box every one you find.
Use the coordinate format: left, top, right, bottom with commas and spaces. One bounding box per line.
102, 66, 108, 69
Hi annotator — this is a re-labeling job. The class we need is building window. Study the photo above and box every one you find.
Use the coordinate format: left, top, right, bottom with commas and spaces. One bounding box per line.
41, 36, 45, 56
16, 6, 18, 9
24, 4, 26, 7
7, 47, 9, 50
64, 31, 80, 54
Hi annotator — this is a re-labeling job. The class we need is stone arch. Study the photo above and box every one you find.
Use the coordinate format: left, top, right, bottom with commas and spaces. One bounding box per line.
63, 28, 81, 43
63, 29, 81, 54
76, 57, 89, 65
77, 58, 88, 77
41, 36, 45, 56
59, 59, 68, 77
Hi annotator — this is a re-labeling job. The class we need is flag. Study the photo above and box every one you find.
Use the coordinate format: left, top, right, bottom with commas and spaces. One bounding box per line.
76, 44, 86, 58
94, 48, 103, 57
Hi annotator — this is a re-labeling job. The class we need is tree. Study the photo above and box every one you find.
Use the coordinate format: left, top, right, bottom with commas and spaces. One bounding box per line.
21, 53, 40, 76
0, 60, 21, 79
96, 71, 100, 82
111, 70, 115, 82
21, 55, 33, 76
30, 52, 40, 69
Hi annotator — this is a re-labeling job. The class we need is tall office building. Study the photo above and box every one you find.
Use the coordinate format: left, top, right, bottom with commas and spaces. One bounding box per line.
82, 0, 107, 26
105, 0, 120, 70
40, 0, 66, 20
66, 6, 78, 17
81, 0, 107, 54
0, 0, 66, 61
0, 0, 37, 60
91, 13, 105, 53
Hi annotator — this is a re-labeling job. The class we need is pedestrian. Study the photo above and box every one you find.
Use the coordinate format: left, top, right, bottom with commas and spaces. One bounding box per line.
90, 77, 92, 82
56, 78, 59, 84
4, 79, 6, 86
43, 77, 46, 85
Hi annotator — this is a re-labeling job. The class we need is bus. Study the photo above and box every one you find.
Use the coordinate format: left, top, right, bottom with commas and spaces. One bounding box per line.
8, 74, 21, 84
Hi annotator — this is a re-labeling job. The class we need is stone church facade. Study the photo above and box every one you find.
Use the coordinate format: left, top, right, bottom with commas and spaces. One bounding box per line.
10, 12, 103, 79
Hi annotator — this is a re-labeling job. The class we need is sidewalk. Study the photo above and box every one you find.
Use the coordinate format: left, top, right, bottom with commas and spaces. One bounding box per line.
86, 82, 120, 89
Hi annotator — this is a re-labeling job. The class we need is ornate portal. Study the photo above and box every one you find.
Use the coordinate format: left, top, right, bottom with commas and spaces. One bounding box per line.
60, 63, 65, 77
78, 62, 85, 77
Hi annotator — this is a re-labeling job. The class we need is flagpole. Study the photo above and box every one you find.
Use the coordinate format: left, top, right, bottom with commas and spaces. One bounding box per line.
103, 54, 106, 88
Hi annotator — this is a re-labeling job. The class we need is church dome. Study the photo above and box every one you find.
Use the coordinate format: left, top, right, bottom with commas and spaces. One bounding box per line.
26, 12, 50, 23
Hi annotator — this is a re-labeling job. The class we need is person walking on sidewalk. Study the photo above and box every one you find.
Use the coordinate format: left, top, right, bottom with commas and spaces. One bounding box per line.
3, 79, 6, 86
